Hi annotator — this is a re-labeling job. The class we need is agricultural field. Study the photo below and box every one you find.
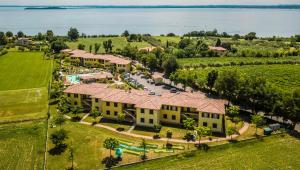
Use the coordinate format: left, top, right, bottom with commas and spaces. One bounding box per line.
66, 37, 151, 53
119, 134, 300, 170
0, 51, 53, 122
0, 121, 47, 170
178, 56, 300, 67
181, 64, 300, 92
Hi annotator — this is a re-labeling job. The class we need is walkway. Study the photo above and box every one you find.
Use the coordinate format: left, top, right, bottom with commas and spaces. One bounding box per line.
65, 115, 250, 144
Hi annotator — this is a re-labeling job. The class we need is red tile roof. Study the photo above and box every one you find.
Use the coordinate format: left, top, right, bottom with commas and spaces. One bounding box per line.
209, 46, 227, 51
63, 49, 131, 65
64, 83, 226, 114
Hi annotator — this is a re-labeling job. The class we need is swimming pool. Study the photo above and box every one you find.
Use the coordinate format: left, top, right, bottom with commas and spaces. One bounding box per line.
67, 75, 80, 84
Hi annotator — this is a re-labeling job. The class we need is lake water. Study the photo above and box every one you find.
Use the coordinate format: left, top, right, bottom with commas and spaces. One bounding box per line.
0, 7, 300, 36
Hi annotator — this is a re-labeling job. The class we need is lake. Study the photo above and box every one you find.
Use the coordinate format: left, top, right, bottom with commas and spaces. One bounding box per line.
0, 7, 300, 36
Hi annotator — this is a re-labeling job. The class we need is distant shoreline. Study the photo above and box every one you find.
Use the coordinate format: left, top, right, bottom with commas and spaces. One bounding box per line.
0, 5, 300, 10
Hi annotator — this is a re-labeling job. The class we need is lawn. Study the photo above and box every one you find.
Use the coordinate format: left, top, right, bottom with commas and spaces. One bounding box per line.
180, 64, 300, 92
0, 52, 53, 122
46, 120, 189, 170
118, 134, 300, 170
154, 36, 181, 44
0, 88, 49, 122
0, 51, 53, 91
0, 121, 47, 170
178, 56, 300, 67
66, 37, 151, 53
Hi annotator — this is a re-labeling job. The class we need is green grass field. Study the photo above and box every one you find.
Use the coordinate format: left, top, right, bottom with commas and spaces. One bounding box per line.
47, 105, 189, 170
0, 121, 47, 170
154, 36, 181, 44
0, 52, 53, 91
0, 88, 49, 122
0, 52, 53, 122
66, 37, 151, 53
181, 64, 300, 92
118, 134, 300, 170
178, 56, 300, 67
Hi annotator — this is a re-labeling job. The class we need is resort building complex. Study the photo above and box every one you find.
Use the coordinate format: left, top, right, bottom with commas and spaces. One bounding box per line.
64, 83, 226, 133
62, 49, 131, 72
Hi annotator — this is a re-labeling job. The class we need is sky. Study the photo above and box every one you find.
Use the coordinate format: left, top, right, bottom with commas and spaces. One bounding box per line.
1, 0, 300, 6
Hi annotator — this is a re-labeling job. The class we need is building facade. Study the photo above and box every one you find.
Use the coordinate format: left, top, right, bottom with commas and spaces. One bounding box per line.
61, 49, 131, 72
64, 83, 226, 133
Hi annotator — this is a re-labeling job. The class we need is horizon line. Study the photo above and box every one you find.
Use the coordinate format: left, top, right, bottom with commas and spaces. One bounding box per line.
1, 4, 300, 9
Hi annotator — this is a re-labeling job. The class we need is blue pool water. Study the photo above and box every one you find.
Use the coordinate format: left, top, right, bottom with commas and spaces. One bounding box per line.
67, 75, 80, 84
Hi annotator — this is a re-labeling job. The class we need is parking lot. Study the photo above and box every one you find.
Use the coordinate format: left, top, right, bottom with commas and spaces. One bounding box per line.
128, 73, 173, 95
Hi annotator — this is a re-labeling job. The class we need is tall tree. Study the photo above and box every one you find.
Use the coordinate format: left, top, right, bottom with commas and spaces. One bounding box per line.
46, 30, 54, 41
0, 32, 8, 45
50, 129, 68, 147
162, 56, 179, 78
215, 38, 221, 47
103, 138, 119, 158
206, 70, 218, 91
215, 70, 241, 104
226, 126, 237, 140
68, 28, 79, 41
17, 31, 24, 38
77, 43, 85, 50
122, 30, 129, 37
103, 39, 113, 53
194, 126, 211, 146
50, 40, 67, 53
183, 118, 195, 131
5, 31, 13, 38
139, 139, 147, 160
89, 45, 92, 53
94, 43, 101, 54
68, 144, 75, 170
54, 114, 66, 129
251, 114, 263, 135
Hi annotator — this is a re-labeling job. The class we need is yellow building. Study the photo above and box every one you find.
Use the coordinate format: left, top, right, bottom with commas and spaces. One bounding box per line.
64, 83, 226, 133
61, 49, 131, 72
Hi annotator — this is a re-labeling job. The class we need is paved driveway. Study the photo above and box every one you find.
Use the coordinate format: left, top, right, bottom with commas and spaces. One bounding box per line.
130, 74, 170, 95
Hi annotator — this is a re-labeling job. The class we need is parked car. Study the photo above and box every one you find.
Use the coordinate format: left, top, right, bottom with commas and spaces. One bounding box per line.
148, 91, 155, 95
170, 88, 177, 93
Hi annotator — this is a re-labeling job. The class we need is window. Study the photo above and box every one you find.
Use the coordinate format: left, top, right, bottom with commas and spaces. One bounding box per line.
106, 102, 110, 106
172, 106, 177, 111
106, 110, 110, 115
67, 94, 71, 97
114, 103, 118, 107
203, 122, 208, 127
141, 108, 145, 113
95, 98, 99, 102
163, 114, 167, 119
149, 110, 153, 115
114, 111, 118, 116
202, 112, 209, 118
149, 119, 154, 124
141, 118, 145, 123
74, 94, 78, 98
172, 115, 176, 120
74, 101, 78, 105
212, 114, 220, 119
96, 106, 99, 111
187, 107, 190, 112
213, 123, 218, 129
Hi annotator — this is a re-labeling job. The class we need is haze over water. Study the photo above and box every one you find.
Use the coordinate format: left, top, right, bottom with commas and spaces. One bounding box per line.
0, 7, 299, 36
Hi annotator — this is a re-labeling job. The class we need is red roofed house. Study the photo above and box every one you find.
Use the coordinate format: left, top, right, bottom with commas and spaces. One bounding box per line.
64, 83, 227, 133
